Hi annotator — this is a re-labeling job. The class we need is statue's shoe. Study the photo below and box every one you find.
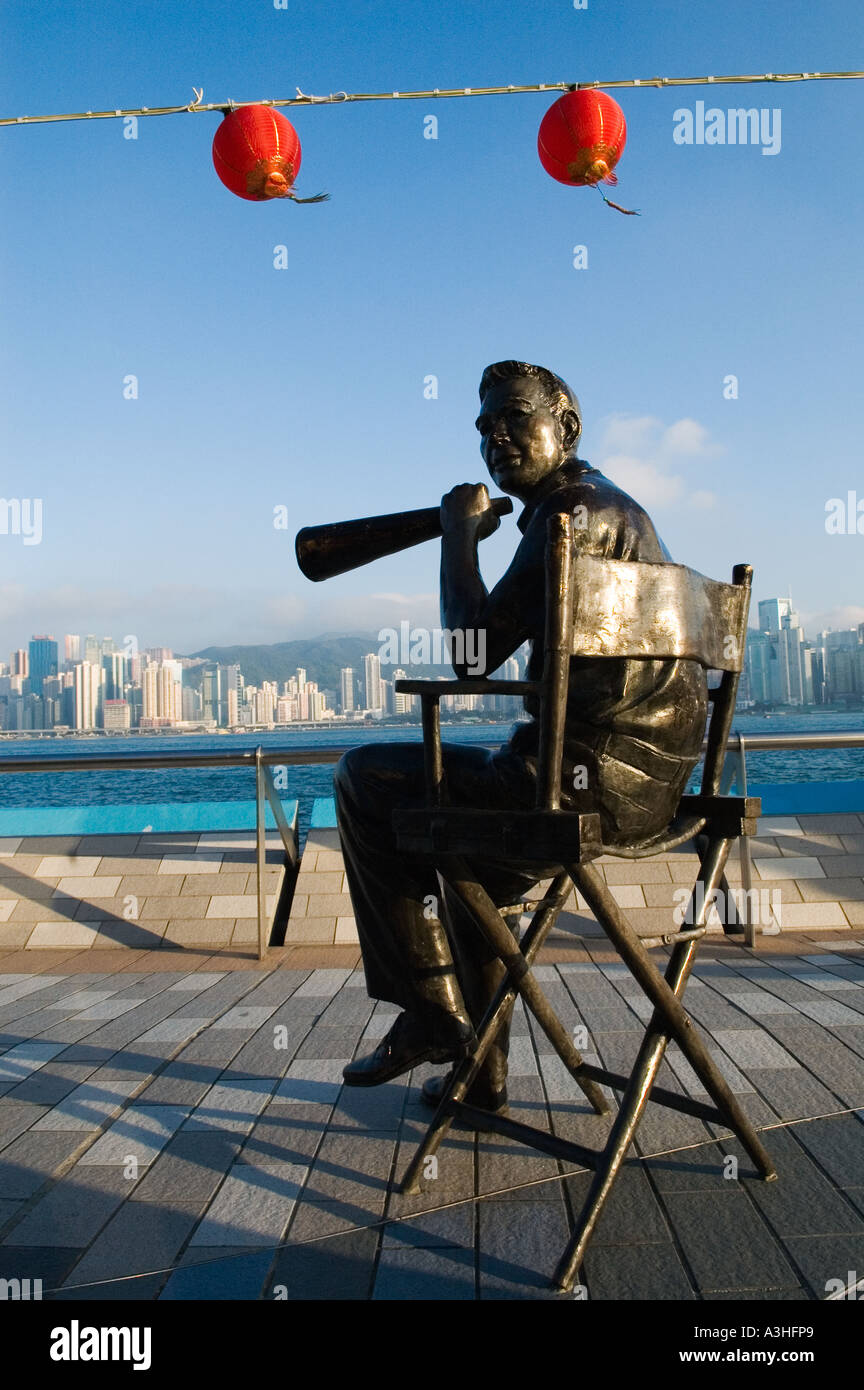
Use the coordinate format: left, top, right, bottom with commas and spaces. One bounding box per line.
342, 1011, 475, 1088
421, 1069, 508, 1126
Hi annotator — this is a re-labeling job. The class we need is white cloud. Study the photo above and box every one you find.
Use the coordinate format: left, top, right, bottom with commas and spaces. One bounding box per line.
593, 414, 723, 511
801, 604, 864, 637
598, 455, 684, 508
0, 583, 439, 656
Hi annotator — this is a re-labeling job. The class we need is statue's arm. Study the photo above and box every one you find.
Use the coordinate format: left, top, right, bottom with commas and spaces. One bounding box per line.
439, 484, 536, 677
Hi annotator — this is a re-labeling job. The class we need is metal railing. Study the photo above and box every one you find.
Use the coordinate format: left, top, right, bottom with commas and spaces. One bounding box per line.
0, 747, 316, 959
0, 731, 862, 956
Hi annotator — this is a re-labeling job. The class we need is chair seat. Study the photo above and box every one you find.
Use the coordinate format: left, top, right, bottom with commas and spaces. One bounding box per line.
601, 795, 762, 860
394, 807, 604, 864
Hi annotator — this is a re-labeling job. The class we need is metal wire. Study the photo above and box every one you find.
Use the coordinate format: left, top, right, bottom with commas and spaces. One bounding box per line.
2, 70, 863, 128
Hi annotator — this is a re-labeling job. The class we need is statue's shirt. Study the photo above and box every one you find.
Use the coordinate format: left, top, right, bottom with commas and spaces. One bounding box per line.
502, 457, 708, 841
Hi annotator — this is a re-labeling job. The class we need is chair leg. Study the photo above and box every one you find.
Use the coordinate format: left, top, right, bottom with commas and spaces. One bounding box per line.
551, 849, 778, 1289
442, 859, 609, 1112
400, 873, 607, 1196
571, 853, 776, 1175
554, 996, 680, 1291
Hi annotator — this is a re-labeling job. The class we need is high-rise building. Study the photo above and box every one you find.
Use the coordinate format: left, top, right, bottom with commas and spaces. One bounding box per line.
73, 662, 102, 730
12, 649, 28, 677
340, 667, 355, 715
102, 699, 131, 731
758, 598, 787, 634
485, 655, 521, 712
364, 653, 385, 712
28, 636, 58, 696
142, 659, 183, 723
202, 665, 224, 724
749, 599, 813, 705
64, 634, 81, 664
101, 651, 128, 701
391, 669, 418, 715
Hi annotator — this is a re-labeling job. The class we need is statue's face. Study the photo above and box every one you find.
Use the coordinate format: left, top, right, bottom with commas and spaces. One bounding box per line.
476, 376, 567, 501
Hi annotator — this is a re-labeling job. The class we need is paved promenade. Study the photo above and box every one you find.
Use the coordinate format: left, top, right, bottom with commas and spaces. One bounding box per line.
1, 933, 863, 1300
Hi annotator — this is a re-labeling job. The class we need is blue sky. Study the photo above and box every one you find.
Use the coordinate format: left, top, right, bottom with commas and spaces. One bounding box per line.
1, 0, 862, 656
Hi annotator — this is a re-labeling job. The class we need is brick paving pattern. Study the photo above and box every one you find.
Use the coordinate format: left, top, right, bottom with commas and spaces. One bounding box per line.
0, 933, 862, 1299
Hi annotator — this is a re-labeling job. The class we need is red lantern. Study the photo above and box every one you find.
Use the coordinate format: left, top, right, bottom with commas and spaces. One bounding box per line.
538, 90, 637, 214
212, 105, 328, 203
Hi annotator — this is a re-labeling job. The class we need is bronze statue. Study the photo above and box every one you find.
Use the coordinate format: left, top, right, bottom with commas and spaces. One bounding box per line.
324, 362, 708, 1111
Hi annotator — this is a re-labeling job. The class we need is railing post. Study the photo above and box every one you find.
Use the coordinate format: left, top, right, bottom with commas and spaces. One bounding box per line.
737, 734, 757, 949
255, 746, 267, 961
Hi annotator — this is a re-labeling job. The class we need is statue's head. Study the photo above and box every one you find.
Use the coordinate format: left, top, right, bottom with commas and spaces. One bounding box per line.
476, 361, 582, 501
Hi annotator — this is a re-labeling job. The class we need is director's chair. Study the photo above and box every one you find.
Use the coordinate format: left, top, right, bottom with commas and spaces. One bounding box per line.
393, 513, 777, 1292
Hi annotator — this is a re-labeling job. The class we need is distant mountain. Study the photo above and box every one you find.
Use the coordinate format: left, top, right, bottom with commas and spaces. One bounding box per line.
186, 632, 454, 692
186, 634, 375, 690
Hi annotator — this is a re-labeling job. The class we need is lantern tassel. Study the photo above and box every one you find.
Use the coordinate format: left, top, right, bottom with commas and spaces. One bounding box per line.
288, 190, 331, 203
595, 184, 640, 216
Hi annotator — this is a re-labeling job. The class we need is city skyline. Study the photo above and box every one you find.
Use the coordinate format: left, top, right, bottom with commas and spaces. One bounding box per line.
2, 594, 863, 733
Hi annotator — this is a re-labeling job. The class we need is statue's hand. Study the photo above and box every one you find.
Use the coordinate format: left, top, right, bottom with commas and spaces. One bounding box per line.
440, 483, 500, 540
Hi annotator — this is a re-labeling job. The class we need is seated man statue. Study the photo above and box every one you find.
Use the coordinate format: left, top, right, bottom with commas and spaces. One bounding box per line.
335, 360, 708, 1114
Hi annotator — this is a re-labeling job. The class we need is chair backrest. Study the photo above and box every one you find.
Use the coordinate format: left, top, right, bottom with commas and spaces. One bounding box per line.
536, 513, 752, 810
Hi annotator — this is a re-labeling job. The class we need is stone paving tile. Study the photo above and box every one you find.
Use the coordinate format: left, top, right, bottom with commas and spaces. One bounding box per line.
77, 1104, 192, 1166
189, 1160, 307, 1245
781, 1232, 864, 1299
0, 1129, 88, 1198
710, 1028, 801, 1071
267, 1227, 379, 1299
0, 1039, 66, 1084
744, 1066, 839, 1120
210, 1005, 278, 1032
4, 1165, 141, 1246
735, 1129, 864, 1238
286, 1198, 376, 1242
565, 1163, 673, 1245
583, 1241, 696, 1299
239, 1104, 328, 1167
60, 1198, 204, 1290
30, 1077, 143, 1131
723, 990, 797, 1016
295, 1024, 361, 1061
275, 1059, 351, 1107
787, 1114, 864, 1189
293, 969, 353, 998
0, 1245, 85, 1292
798, 998, 864, 1026
166, 972, 228, 992
382, 1203, 475, 1250
328, 1075, 410, 1132
159, 1249, 274, 1300
661, 1189, 801, 1292
184, 1078, 276, 1134
300, 1129, 395, 1210
479, 1197, 572, 1298
373, 1245, 476, 1300
129, 1132, 243, 1205
0, 1099, 50, 1146
5, 1061, 98, 1106
227, 1023, 311, 1080
166, 1030, 245, 1070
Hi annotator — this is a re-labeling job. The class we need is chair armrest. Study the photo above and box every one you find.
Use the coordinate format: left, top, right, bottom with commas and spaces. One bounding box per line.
395, 679, 537, 696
